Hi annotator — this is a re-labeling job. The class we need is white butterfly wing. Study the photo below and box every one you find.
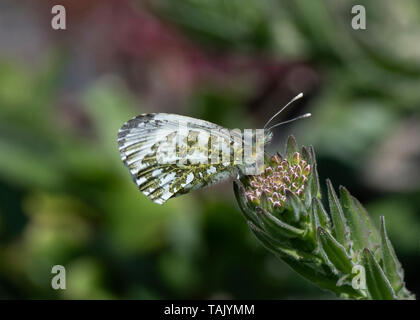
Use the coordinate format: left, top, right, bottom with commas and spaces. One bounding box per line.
118, 113, 239, 204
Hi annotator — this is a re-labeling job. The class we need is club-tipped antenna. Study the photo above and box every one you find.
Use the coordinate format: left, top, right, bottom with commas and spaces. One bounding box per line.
263, 92, 304, 129
266, 113, 311, 131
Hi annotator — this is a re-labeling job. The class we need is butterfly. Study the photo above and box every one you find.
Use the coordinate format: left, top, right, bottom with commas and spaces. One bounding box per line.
118, 93, 310, 204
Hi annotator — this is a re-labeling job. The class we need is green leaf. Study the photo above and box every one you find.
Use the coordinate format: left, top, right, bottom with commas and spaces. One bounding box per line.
259, 191, 271, 210
339, 186, 371, 253
312, 198, 331, 230
317, 227, 354, 275
379, 216, 404, 294
281, 256, 361, 298
257, 207, 305, 239
362, 248, 396, 300
308, 145, 317, 165
311, 165, 320, 200
310, 199, 321, 231
285, 189, 305, 222
326, 179, 350, 248
301, 146, 311, 164
352, 197, 380, 247
308, 147, 320, 199
247, 222, 302, 260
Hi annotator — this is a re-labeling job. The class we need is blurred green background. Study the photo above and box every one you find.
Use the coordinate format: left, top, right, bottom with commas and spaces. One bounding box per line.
0, 0, 419, 299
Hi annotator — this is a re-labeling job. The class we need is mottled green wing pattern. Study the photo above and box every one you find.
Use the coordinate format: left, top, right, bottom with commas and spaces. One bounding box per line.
118, 113, 238, 204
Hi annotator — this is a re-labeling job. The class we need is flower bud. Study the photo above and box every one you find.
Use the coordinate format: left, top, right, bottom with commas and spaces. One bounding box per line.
303, 164, 311, 176
244, 151, 310, 210
293, 152, 301, 165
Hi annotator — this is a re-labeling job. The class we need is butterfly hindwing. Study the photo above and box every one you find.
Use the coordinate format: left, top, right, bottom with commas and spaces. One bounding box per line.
118, 113, 238, 204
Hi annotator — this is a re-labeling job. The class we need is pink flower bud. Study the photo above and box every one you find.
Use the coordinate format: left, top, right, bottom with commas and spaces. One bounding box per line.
293, 152, 301, 165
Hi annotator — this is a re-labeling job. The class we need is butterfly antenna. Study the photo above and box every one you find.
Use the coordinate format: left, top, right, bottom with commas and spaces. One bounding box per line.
263, 92, 304, 129
267, 113, 311, 131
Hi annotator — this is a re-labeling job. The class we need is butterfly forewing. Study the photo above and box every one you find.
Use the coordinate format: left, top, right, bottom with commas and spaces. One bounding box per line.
118, 113, 239, 204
